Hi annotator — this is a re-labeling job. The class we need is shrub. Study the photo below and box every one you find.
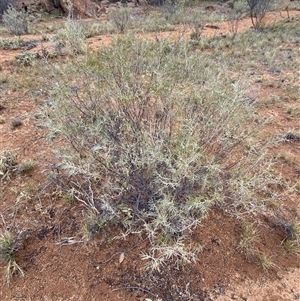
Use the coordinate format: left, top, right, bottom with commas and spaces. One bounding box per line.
227, 0, 248, 37
56, 17, 88, 55
46, 36, 278, 268
2, 5, 28, 36
108, 7, 132, 33
246, 0, 272, 29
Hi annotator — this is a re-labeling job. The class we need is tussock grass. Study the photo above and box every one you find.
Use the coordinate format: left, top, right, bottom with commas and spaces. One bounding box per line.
0, 232, 24, 285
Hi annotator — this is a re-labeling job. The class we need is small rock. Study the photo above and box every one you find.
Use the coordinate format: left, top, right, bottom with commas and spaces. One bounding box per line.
11, 118, 23, 129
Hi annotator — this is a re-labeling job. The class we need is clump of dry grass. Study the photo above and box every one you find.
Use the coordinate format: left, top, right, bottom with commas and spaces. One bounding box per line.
0, 232, 24, 285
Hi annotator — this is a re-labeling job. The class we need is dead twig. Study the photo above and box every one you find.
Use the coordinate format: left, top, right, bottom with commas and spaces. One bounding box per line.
112, 286, 157, 298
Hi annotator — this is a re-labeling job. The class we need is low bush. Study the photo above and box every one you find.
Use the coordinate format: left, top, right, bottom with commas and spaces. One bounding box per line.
56, 17, 88, 55
108, 7, 132, 33
45, 35, 279, 269
246, 0, 272, 29
2, 5, 28, 36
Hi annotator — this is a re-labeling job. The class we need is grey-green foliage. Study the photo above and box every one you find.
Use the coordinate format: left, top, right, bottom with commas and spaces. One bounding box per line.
108, 7, 132, 33
46, 36, 275, 268
246, 0, 272, 29
56, 17, 88, 55
2, 5, 28, 36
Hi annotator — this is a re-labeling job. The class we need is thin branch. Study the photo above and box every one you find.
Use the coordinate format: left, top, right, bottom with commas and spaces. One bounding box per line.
112, 286, 157, 298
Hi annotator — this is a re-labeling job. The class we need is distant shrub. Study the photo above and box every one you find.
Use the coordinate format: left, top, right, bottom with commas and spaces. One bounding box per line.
246, 0, 272, 29
108, 7, 132, 33
56, 17, 88, 55
2, 5, 28, 36
227, 0, 248, 37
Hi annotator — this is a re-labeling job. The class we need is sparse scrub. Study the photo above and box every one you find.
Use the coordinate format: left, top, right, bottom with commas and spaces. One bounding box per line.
0, 232, 24, 285
2, 5, 28, 36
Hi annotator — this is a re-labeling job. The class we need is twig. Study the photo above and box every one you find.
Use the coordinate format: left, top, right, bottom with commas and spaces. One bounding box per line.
112, 286, 157, 298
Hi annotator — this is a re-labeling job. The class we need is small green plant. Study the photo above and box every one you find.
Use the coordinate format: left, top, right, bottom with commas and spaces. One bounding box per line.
82, 209, 115, 239
238, 222, 259, 259
0, 150, 34, 180
0, 150, 18, 181
0, 38, 22, 50
276, 153, 295, 166
257, 253, 276, 272
15, 51, 37, 66
190, 22, 204, 41
283, 239, 300, 254
108, 7, 132, 33
2, 5, 28, 36
283, 222, 300, 241
0, 232, 24, 284
286, 106, 300, 118
0, 74, 8, 85
279, 221, 300, 254
17, 160, 35, 174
